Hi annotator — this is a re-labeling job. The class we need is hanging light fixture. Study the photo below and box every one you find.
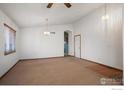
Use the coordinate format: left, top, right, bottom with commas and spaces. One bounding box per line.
102, 3, 109, 20
44, 18, 50, 36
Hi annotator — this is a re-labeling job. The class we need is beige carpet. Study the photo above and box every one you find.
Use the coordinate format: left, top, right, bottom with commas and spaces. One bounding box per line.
0, 57, 123, 85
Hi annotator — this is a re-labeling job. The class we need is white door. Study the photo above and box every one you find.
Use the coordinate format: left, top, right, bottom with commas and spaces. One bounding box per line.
74, 35, 81, 58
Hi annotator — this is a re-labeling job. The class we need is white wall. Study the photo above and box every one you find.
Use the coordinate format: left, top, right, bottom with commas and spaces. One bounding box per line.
73, 4, 123, 70
19, 25, 73, 59
0, 10, 19, 77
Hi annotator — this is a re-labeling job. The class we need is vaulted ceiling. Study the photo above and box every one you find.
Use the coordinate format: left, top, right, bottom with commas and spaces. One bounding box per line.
0, 3, 103, 28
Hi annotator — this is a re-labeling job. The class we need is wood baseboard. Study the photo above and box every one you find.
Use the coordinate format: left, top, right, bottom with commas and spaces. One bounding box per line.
20, 56, 65, 61
0, 60, 20, 79
81, 58, 123, 71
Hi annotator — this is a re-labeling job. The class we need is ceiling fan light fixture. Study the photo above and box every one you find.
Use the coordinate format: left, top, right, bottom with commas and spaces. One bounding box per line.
64, 3, 72, 8
47, 3, 72, 8
47, 3, 53, 8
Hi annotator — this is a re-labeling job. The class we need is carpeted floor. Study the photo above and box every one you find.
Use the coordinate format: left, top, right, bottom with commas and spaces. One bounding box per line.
0, 56, 123, 85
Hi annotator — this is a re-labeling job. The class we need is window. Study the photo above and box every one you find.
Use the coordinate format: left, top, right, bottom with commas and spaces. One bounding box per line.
4, 24, 16, 55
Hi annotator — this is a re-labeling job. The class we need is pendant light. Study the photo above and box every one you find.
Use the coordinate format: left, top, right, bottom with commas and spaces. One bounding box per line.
102, 4, 109, 20
44, 18, 50, 35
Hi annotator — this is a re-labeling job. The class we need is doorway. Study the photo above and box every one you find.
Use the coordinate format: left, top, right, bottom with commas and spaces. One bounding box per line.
64, 32, 69, 56
74, 35, 81, 58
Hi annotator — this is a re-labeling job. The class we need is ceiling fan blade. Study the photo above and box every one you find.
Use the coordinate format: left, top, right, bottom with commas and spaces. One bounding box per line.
47, 3, 53, 8
64, 3, 72, 8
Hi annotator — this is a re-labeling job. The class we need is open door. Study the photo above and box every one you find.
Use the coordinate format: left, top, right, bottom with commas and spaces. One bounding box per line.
64, 32, 68, 56
74, 35, 81, 58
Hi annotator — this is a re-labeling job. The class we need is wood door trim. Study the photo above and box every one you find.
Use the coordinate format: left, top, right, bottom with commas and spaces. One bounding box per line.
4, 23, 16, 32
74, 34, 81, 58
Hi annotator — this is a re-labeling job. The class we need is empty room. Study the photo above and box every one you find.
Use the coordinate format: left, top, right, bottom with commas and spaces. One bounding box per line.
0, 3, 123, 85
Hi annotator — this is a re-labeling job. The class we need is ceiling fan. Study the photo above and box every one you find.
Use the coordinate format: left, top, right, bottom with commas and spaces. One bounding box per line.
47, 3, 72, 8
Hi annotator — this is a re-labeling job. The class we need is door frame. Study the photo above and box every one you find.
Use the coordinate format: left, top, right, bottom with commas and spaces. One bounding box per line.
74, 34, 81, 58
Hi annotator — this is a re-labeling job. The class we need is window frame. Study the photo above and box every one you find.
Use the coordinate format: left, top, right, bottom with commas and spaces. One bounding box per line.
4, 23, 16, 55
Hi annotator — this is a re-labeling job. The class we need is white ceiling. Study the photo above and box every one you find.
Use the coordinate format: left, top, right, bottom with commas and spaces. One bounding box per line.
0, 3, 103, 28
